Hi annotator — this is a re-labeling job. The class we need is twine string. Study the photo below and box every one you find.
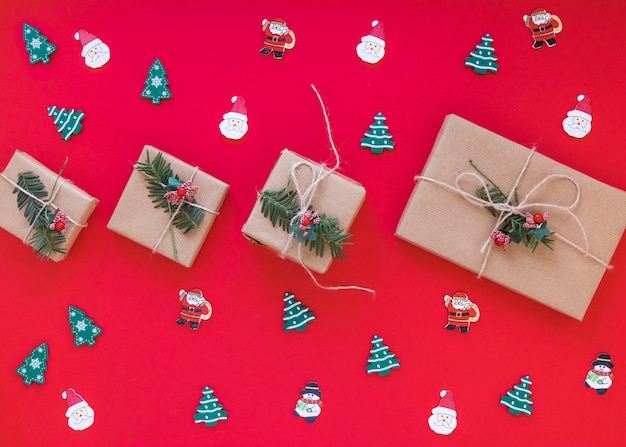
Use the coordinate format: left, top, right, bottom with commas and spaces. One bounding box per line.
1, 172, 87, 244
146, 166, 220, 254
276, 84, 374, 294
415, 149, 610, 278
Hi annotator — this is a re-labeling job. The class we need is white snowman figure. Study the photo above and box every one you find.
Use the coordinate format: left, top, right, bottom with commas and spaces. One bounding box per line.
584, 353, 614, 395
294, 382, 323, 423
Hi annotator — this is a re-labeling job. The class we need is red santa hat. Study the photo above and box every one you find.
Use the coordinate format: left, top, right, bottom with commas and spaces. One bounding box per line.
452, 292, 469, 300
222, 96, 248, 122
531, 8, 548, 16
74, 30, 103, 57
567, 95, 592, 122
362, 20, 386, 48
432, 390, 457, 417
62, 388, 88, 417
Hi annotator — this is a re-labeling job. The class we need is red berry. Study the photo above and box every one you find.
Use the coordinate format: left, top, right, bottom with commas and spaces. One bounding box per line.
54, 221, 66, 231
494, 238, 504, 246
176, 186, 187, 197
533, 213, 544, 224
301, 217, 311, 226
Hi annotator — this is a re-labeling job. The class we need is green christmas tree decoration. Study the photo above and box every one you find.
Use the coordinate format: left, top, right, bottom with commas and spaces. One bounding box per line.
47, 106, 85, 141
465, 34, 499, 75
366, 335, 400, 376
68, 306, 103, 347
16, 343, 49, 385
282, 292, 316, 332
361, 113, 395, 154
142, 58, 172, 105
500, 375, 534, 416
193, 386, 228, 427
23, 23, 57, 64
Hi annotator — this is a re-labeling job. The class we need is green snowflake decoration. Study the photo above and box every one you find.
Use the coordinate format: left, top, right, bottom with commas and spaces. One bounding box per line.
69, 306, 103, 347
23, 23, 56, 64
259, 186, 352, 260
16, 343, 49, 385
366, 335, 400, 376
141, 58, 172, 104
13, 159, 71, 260
282, 292, 316, 332
470, 160, 554, 252
361, 113, 395, 154
193, 386, 228, 427
500, 375, 534, 416
465, 34, 499, 75
47, 106, 85, 141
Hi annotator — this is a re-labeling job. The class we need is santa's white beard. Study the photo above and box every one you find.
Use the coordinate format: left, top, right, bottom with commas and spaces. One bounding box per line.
428, 414, 457, 435
85, 44, 110, 69
563, 117, 591, 138
219, 120, 248, 140
68, 408, 94, 431
451, 299, 470, 310
531, 15, 550, 26
356, 42, 384, 64
186, 294, 204, 306
269, 23, 288, 36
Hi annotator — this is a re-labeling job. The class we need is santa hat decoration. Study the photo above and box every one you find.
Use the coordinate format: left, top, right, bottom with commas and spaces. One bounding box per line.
222, 96, 248, 122
432, 390, 457, 417
452, 292, 468, 300
362, 20, 386, 48
568, 95, 592, 122
74, 30, 103, 56
531, 8, 548, 16
62, 388, 87, 417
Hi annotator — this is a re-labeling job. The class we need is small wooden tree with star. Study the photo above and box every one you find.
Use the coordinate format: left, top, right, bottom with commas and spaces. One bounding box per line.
282, 292, 316, 332
23, 23, 57, 64
193, 386, 228, 427
366, 335, 400, 376
500, 375, 534, 416
16, 343, 49, 385
69, 306, 103, 346
142, 58, 172, 104
465, 34, 499, 75
360, 113, 395, 154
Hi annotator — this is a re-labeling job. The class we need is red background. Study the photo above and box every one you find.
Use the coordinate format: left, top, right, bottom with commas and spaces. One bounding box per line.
1, 1, 625, 446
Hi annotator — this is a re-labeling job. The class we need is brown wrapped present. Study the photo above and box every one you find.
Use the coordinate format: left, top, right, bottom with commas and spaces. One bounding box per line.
396, 115, 626, 320
242, 149, 366, 274
0, 150, 98, 261
107, 145, 229, 268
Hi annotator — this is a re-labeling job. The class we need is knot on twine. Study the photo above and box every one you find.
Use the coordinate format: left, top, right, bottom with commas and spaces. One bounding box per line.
1, 170, 86, 245
416, 148, 611, 277
143, 166, 220, 258
275, 84, 374, 295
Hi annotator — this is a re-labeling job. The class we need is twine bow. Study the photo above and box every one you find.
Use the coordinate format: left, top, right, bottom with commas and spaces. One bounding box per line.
277, 85, 374, 294
1, 158, 87, 245
416, 148, 611, 277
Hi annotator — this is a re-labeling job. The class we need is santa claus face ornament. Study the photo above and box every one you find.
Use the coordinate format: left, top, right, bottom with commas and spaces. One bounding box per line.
563, 95, 592, 138
356, 20, 386, 64
74, 29, 110, 68
62, 388, 95, 431
428, 390, 457, 435
219, 96, 249, 141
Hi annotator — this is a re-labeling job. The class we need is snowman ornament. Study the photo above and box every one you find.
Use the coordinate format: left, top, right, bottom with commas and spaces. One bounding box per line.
584, 353, 614, 395
294, 382, 323, 423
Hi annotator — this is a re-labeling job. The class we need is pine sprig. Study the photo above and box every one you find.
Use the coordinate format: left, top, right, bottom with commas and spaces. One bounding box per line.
259, 186, 352, 260
135, 151, 205, 234
470, 160, 554, 251
14, 171, 67, 259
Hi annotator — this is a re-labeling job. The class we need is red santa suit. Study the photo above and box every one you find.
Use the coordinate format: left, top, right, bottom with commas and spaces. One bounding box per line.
261, 19, 295, 55
444, 293, 479, 332
178, 290, 210, 324
524, 9, 562, 47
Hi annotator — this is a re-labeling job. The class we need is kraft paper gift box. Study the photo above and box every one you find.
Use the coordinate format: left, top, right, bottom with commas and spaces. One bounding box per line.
0, 150, 99, 261
396, 115, 626, 320
107, 145, 229, 268
241, 149, 366, 274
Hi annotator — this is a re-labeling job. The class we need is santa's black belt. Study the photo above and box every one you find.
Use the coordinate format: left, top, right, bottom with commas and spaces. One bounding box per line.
532, 25, 553, 32
266, 36, 286, 42
450, 312, 469, 317
182, 306, 202, 313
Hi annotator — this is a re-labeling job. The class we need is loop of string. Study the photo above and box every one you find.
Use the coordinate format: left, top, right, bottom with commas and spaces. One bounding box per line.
142, 166, 220, 254
1, 172, 86, 244
414, 148, 610, 278
276, 84, 374, 294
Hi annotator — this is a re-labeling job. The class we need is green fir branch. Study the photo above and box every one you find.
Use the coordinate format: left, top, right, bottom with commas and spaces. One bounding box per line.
135, 151, 205, 234
259, 187, 352, 260
13, 172, 67, 260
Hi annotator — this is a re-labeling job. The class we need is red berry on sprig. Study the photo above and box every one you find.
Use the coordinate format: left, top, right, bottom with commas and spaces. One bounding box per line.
301, 217, 311, 226
533, 213, 544, 224
176, 186, 187, 197
54, 221, 66, 231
